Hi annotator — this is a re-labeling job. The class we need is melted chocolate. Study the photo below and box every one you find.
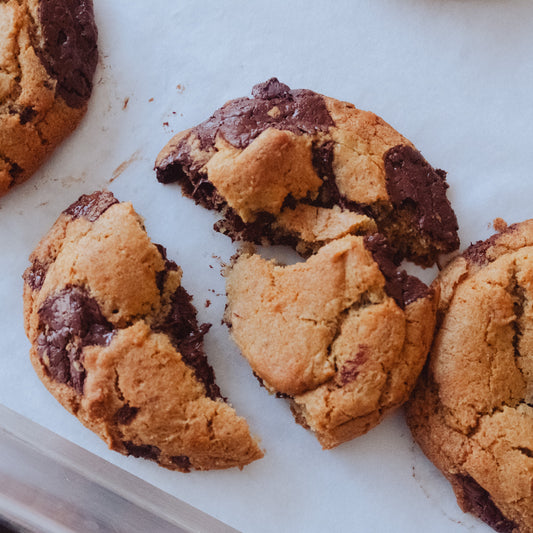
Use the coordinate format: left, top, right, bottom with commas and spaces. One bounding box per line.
156, 77, 334, 184
36, 0, 98, 108
384, 145, 459, 252
122, 441, 161, 461
193, 77, 334, 151
455, 475, 516, 533
37, 285, 114, 393
463, 223, 519, 266
170, 455, 192, 472
153, 286, 221, 401
364, 234, 430, 309
154, 244, 179, 293
64, 190, 118, 222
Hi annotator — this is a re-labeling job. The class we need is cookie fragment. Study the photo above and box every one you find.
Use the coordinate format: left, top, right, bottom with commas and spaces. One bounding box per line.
23, 190, 263, 472
0, 0, 98, 196
155, 78, 459, 265
406, 219, 533, 532
225, 234, 437, 448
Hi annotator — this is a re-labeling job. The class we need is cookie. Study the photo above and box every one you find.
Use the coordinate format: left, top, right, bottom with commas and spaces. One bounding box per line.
225, 233, 437, 448
0, 0, 98, 196
155, 78, 459, 266
23, 191, 263, 472
406, 219, 533, 532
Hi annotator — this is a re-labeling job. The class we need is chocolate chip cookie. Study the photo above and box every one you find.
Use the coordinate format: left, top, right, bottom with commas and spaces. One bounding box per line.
225, 233, 437, 448
155, 78, 459, 266
23, 191, 263, 472
0, 0, 98, 196
406, 219, 533, 532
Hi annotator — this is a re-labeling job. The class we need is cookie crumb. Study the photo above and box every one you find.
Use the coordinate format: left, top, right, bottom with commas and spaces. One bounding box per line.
493, 217, 508, 233
122, 97, 129, 110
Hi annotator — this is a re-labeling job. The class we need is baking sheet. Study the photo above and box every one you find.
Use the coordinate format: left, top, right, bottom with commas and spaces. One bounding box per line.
2, 1, 533, 531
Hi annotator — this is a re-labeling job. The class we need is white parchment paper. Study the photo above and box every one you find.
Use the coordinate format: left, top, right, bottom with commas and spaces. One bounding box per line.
2, 1, 533, 531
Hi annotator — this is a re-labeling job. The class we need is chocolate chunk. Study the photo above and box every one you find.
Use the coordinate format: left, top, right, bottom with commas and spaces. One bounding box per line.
36, 0, 98, 108
170, 455, 192, 472
115, 404, 139, 425
455, 474, 516, 533
364, 233, 430, 309
23, 258, 49, 291
8, 161, 23, 180
463, 238, 496, 266
122, 441, 161, 461
192, 77, 334, 151
19, 107, 36, 125
153, 286, 222, 401
37, 285, 114, 393
154, 244, 179, 293
384, 145, 459, 252
63, 190, 118, 222
251, 78, 291, 100
463, 223, 519, 266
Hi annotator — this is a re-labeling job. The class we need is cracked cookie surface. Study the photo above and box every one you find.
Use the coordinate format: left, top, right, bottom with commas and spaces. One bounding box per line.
23, 190, 263, 472
155, 78, 459, 266
0, 0, 98, 196
225, 234, 437, 448
406, 219, 533, 532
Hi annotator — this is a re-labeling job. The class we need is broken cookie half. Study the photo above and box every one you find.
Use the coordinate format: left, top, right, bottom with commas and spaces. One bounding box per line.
23, 190, 263, 472
225, 234, 437, 449
155, 78, 459, 266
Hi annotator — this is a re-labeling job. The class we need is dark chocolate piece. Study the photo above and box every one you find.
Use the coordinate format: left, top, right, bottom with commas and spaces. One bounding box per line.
19, 106, 36, 125
154, 286, 221, 401
384, 145, 459, 252
23, 258, 49, 291
193, 77, 334, 151
154, 244, 179, 293
36, 0, 98, 108
463, 223, 519, 266
364, 233, 430, 309
170, 455, 192, 472
37, 285, 114, 393
64, 190, 118, 222
455, 474, 516, 533
122, 441, 161, 461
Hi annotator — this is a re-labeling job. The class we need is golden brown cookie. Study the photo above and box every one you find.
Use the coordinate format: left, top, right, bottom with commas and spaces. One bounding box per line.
155, 78, 459, 266
406, 219, 533, 532
23, 191, 263, 472
225, 233, 437, 449
0, 0, 98, 196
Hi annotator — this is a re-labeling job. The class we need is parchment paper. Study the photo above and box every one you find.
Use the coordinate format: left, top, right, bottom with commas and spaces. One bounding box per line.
2, 1, 533, 531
